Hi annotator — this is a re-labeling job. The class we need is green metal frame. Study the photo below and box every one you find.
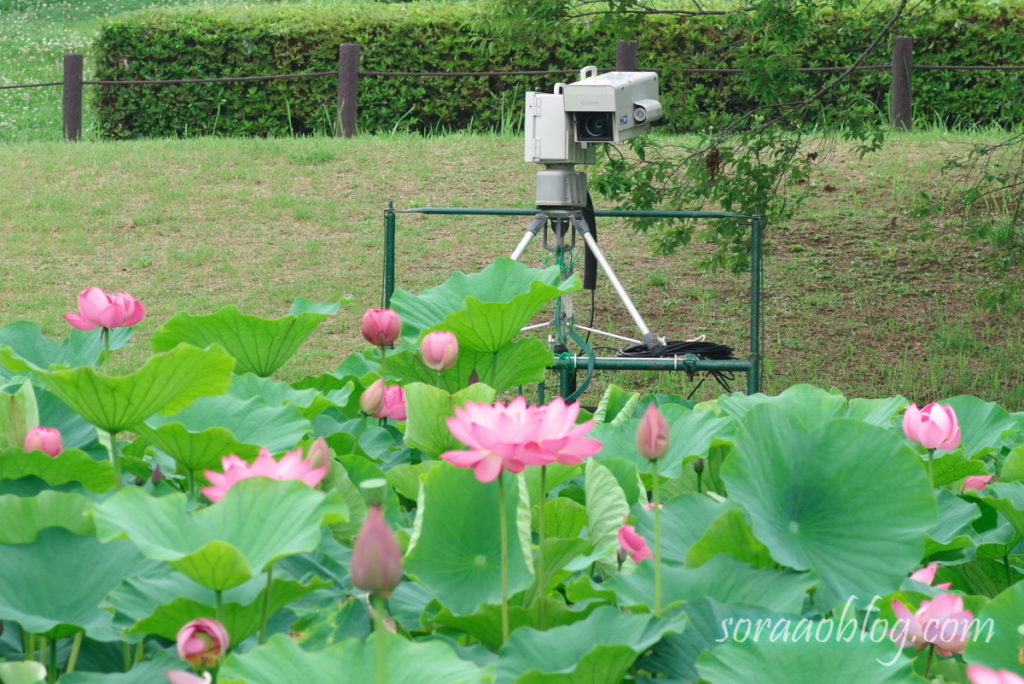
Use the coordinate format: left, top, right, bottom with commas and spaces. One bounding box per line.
383, 203, 764, 395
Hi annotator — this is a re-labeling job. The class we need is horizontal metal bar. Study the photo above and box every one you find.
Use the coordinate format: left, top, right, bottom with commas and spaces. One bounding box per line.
401, 207, 756, 220
553, 356, 753, 372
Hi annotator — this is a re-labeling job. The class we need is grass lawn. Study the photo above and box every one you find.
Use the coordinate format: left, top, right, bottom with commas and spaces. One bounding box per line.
1, 130, 1021, 408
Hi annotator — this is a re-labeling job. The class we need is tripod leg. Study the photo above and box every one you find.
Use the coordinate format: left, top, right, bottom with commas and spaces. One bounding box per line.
570, 214, 664, 349
510, 214, 549, 261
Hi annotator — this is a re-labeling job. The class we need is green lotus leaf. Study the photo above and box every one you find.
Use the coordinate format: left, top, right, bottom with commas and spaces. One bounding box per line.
0, 447, 115, 492
108, 563, 331, 645
405, 465, 533, 615
219, 631, 491, 684
964, 581, 1024, 675
93, 478, 347, 590
942, 395, 1022, 458
36, 344, 235, 433
390, 258, 579, 352
0, 321, 131, 373
685, 507, 774, 568
381, 338, 553, 394
0, 379, 38, 451
58, 652, 181, 684
136, 394, 312, 473
151, 300, 341, 377
0, 527, 158, 639
974, 482, 1024, 539
496, 604, 686, 683
697, 630, 924, 683
0, 490, 94, 542
592, 384, 641, 424
609, 554, 817, 614
723, 404, 938, 608
719, 384, 849, 428
403, 382, 496, 458
925, 489, 982, 557
584, 459, 629, 573
228, 372, 338, 419
633, 493, 739, 563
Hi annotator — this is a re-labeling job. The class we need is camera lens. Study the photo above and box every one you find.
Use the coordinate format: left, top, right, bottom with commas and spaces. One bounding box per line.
576, 112, 614, 142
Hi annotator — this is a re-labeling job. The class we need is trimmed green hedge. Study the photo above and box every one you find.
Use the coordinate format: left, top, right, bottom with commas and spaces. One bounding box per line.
92, 1, 1024, 138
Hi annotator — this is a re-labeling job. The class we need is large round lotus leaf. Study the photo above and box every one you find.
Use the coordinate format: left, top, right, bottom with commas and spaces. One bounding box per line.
964, 581, 1024, 676
37, 344, 235, 433
218, 632, 491, 684
0, 447, 115, 492
404, 465, 533, 616
722, 404, 937, 608
942, 395, 1022, 458
0, 490, 95, 542
496, 604, 686, 683
93, 478, 347, 590
151, 300, 340, 377
697, 632, 924, 683
381, 338, 553, 394
0, 321, 130, 372
58, 651, 181, 684
0, 527, 158, 639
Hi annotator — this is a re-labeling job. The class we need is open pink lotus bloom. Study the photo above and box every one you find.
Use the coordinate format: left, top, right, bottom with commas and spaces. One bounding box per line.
520, 397, 602, 467
421, 331, 459, 371
903, 402, 962, 451
909, 562, 952, 590
636, 403, 670, 461
890, 594, 974, 656
963, 475, 994, 492
64, 287, 146, 331
351, 505, 403, 597
23, 426, 63, 458
361, 308, 401, 346
967, 665, 1024, 684
618, 524, 653, 562
202, 446, 328, 502
176, 617, 228, 670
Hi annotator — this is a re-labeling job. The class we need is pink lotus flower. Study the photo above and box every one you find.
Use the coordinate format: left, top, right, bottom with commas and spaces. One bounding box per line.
166, 670, 212, 684
360, 378, 386, 416
201, 446, 328, 502
963, 475, 994, 492
903, 402, 962, 451
967, 665, 1024, 684
23, 426, 62, 458
64, 287, 146, 331
636, 403, 670, 461
890, 594, 974, 656
361, 308, 401, 346
618, 524, 653, 562
441, 397, 601, 483
421, 331, 459, 371
380, 385, 407, 421
909, 562, 952, 590
176, 618, 228, 670
351, 505, 403, 597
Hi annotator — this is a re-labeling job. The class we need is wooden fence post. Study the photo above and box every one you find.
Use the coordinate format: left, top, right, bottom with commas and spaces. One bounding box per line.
63, 53, 84, 141
891, 36, 913, 130
616, 40, 638, 71
337, 43, 360, 138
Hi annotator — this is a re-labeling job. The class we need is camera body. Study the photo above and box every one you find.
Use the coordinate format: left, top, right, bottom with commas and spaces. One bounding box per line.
524, 66, 663, 165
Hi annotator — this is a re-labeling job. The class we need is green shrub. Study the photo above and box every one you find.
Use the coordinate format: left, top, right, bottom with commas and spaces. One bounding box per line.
92, 1, 1024, 138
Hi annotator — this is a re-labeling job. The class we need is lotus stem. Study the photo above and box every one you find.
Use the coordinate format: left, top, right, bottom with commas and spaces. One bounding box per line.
66, 632, 83, 673
101, 326, 110, 362
372, 594, 388, 684
537, 465, 547, 629
122, 641, 131, 671
498, 472, 510, 644
928, 448, 936, 488
215, 590, 224, 623
38, 636, 47, 667
26, 632, 35, 662
653, 459, 663, 616
48, 638, 56, 684
259, 566, 274, 644
924, 643, 935, 679
108, 430, 122, 490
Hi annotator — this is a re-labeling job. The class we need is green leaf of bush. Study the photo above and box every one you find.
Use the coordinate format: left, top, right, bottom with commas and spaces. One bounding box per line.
93, 478, 347, 590
723, 404, 937, 608
151, 302, 339, 377
37, 344, 235, 433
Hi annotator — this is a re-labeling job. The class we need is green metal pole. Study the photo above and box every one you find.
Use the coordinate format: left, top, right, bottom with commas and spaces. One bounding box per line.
384, 202, 396, 307
748, 216, 764, 394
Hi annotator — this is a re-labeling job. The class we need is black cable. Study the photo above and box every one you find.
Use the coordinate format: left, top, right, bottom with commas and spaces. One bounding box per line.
616, 339, 737, 393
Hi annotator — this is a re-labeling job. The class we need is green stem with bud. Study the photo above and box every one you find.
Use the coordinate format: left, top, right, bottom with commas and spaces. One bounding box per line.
653, 459, 663, 615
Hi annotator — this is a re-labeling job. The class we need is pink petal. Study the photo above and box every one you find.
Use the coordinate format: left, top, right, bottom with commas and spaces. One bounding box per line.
63, 312, 98, 331
910, 562, 939, 585
473, 455, 504, 483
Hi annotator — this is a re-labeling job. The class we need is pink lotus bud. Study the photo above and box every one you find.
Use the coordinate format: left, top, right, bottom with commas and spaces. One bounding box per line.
618, 524, 653, 562
307, 437, 332, 476
379, 385, 407, 421
64, 286, 146, 331
176, 618, 229, 670
421, 331, 459, 371
361, 308, 402, 346
963, 475, 994, 492
693, 457, 705, 474
967, 665, 1024, 684
24, 426, 63, 458
636, 403, 670, 461
360, 379, 386, 416
903, 402, 962, 451
351, 505, 403, 597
